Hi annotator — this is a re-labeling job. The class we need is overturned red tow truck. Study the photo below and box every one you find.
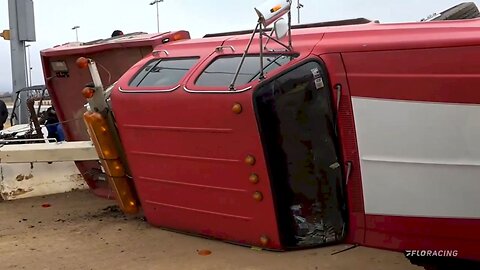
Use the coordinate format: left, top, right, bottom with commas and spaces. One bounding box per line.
42, 1, 480, 269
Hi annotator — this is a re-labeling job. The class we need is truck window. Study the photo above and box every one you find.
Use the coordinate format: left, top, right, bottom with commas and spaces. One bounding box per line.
129, 57, 199, 87
195, 55, 296, 87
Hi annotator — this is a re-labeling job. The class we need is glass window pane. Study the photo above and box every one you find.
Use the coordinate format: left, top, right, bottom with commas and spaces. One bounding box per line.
195, 55, 296, 87
129, 60, 159, 87
129, 58, 198, 87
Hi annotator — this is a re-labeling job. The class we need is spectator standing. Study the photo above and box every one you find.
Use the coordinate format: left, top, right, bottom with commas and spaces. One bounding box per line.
0, 100, 8, 130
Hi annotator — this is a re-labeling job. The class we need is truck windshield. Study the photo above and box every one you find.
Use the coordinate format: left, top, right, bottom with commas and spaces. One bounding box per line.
195, 54, 296, 87
129, 57, 199, 87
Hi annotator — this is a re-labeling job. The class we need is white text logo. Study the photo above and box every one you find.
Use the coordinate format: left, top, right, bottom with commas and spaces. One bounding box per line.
405, 250, 459, 257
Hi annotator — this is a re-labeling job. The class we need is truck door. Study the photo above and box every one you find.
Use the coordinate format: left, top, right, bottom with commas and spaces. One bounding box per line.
321, 53, 366, 245
253, 59, 348, 248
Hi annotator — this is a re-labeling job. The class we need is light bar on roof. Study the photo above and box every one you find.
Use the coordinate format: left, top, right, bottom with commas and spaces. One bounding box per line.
254, 0, 292, 27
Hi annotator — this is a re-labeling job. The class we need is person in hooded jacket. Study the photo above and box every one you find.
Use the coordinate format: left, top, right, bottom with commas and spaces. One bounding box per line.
0, 100, 8, 130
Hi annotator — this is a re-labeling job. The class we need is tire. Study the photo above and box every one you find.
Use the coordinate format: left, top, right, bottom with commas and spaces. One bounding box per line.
406, 255, 480, 270
432, 2, 480, 21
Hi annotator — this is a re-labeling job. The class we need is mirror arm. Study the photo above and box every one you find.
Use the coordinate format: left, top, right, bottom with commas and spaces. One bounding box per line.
259, 23, 265, 80
288, 11, 293, 49
260, 31, 291, 51
229, 22, 260, 91
263, 28, 275, 50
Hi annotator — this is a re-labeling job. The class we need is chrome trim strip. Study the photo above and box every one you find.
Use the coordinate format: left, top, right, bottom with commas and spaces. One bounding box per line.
118, 85, 180, 93
183, 85, 252, 94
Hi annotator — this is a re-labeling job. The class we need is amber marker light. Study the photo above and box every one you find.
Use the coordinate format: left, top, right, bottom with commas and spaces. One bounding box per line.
83, 112, 119, 160
232, 103, 242, 114
173, 33, 186, 41
76, 57, 90, 69
100, 159, 126, 177
253, 191, 263, 202
270, 4, 282, 13
249, 173, 259, 184
260, 235, 270, 246
82, 87, 95, 99
106, 175, 139, 214
83, 111, 139, 214
245, 155, 256, 166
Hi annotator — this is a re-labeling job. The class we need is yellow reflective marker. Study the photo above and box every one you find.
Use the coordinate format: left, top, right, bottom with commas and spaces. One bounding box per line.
0, 30, 10, 40
270, 5, 282, 13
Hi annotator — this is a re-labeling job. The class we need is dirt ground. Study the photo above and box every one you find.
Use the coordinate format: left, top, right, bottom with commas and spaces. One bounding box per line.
0, 191, 421, 270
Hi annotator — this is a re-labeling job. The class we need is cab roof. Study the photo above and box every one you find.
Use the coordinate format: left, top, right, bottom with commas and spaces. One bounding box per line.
156, 17, 480, 57
40, 31, 190, 57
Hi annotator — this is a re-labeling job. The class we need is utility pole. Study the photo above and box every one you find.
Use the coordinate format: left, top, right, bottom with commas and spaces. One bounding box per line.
8, 0, 36, 124
150, 0, 164, 33
25, 44, 32, 87
72, 26, 80, 42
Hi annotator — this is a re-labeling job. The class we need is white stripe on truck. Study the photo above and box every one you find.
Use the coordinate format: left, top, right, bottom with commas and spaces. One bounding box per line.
352, 97, 480, 218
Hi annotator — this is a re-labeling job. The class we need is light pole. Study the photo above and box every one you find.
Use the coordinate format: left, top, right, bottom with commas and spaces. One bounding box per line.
297, 0, 304, 24
25, 44, 32, 87
149, 0, 164, 33
72, 25, 80, 42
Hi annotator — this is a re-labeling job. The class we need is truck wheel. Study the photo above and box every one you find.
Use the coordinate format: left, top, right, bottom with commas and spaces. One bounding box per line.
407, 256, 480, 270
432, 2, 480, 21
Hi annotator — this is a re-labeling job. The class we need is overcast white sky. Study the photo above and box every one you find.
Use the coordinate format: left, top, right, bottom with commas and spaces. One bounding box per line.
0, 0, 477, 91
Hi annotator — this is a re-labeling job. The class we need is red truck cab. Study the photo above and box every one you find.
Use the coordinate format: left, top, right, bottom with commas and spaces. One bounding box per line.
101, 16, 480, 268
44, 1, 480, 267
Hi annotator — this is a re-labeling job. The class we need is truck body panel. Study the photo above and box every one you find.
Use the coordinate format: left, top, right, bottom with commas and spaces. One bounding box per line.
40, 31, 191, 194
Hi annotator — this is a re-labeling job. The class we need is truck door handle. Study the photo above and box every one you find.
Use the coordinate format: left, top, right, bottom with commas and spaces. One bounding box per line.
345, 161, 353, 185
334, 84, 342, 136
335, 84, 342, 111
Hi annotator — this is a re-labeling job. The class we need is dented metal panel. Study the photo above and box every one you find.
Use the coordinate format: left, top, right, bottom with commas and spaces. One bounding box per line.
0, 162, 88, 200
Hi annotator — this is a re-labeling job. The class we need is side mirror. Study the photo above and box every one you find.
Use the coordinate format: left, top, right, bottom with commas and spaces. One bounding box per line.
273, 18, 289, 39
254, 0, 292, 27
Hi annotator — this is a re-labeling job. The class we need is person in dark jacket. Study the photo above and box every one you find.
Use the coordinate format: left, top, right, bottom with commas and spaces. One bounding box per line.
40, 106, 64, 141
0, 100, 8, 130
